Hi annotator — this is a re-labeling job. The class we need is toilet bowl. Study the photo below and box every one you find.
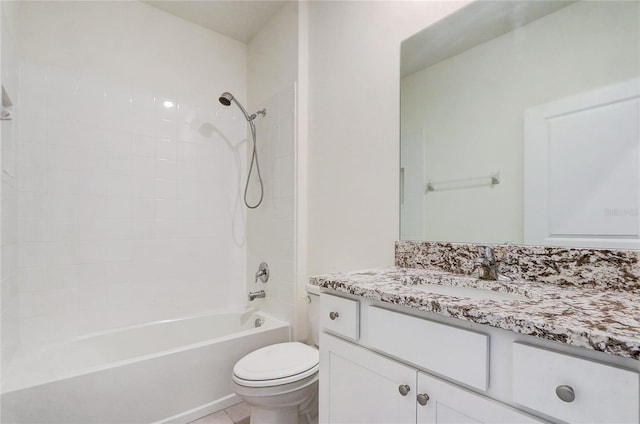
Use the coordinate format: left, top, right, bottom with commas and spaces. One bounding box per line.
231, 342, 319, 424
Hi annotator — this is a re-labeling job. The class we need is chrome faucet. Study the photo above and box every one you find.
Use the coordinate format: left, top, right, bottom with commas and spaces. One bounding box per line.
475, 245, 511, 281
248, 290, 266, 301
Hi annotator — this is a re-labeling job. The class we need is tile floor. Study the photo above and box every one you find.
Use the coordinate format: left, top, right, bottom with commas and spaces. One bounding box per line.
189, 402, 251, 424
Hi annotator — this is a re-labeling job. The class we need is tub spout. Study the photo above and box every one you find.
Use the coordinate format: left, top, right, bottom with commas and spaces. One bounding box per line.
248, 290, 266, 301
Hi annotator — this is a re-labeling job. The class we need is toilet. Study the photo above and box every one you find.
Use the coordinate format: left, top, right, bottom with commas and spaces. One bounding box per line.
231, 285, 320, 424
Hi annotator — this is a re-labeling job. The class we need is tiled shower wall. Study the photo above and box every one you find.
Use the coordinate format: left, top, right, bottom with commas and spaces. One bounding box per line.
1, 0, 20, 372
247, 84, 296, 324
16, 60, 248, 348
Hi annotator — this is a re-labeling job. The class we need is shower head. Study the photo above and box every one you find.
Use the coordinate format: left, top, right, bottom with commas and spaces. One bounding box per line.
218, 92, 233, 106
218, 91, 265, 122
218, 91, 251, 121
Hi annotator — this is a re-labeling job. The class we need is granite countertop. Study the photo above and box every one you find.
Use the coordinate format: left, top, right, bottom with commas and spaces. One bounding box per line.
310, 267, 640, 361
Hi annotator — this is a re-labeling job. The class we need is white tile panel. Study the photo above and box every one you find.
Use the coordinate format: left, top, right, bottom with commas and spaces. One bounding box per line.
15, 59, 248, 348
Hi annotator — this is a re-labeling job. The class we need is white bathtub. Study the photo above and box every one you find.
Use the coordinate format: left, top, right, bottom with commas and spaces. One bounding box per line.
1, 311, 289, 423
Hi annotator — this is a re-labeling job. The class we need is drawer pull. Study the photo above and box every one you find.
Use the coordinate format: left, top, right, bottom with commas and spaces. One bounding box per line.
398, 385, 410, 396
417, 393, 430, 406
329, 311, 340, 320
555, 385, 575, 403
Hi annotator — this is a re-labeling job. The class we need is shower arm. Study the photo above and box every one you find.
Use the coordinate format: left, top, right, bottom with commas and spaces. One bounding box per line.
231, 98, 266, 122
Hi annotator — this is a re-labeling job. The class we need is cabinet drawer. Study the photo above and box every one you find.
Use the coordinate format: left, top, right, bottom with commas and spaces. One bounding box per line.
320, 294, 359, 340
367, 306, 488, 391
513, 343, 639, 423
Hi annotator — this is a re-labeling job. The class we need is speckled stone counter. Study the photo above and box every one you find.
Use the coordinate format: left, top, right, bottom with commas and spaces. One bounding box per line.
311, 242, 640, 360
396, 241, 640, 292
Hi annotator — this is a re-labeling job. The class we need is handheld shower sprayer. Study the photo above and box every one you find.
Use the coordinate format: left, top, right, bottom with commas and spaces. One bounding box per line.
218, 92, 266, 209
218, 92, 233, 106
218, 92, 266, 122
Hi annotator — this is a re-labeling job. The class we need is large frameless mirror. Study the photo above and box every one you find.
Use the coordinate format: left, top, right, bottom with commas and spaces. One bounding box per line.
400, 0, 640, 249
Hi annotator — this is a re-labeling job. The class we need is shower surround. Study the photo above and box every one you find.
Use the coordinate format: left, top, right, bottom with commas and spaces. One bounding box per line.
17, 60, 249, 348
0, 1, 303, 422
9, 0, 250, 352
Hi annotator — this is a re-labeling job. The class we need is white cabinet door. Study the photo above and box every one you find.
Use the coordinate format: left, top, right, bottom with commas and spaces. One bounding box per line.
320, 333, 417, 424
416, 372, 545, 424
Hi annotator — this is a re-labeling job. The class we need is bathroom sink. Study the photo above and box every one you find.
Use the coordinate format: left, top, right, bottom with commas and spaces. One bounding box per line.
413, 283, 528, 301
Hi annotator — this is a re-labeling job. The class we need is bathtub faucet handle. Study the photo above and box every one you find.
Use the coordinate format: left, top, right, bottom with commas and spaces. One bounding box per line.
255, 262, 269, 283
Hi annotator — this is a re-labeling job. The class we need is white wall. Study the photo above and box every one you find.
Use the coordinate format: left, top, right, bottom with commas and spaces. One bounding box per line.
12, 1, 248, 349
306, 1, 469, 276
401, 1, 640, 245
16, 1, 246, 107
249, 2, 298, 109
1, 0, 20, 377
247, 2, 298, 330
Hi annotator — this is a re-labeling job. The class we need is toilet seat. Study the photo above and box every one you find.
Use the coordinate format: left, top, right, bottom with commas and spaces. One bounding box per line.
233, 342, 319, 388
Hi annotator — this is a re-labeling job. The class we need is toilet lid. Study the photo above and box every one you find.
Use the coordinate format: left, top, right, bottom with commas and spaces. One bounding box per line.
233, 342, 319, 384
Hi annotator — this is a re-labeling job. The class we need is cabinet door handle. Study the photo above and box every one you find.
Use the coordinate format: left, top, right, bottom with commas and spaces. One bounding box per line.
329, 311, 340, 320
398, 385, 410, 396
417, 393, 430, 406
555, 385, 575, 403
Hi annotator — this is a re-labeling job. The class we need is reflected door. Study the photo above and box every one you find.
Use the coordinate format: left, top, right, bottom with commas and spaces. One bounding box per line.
524, 79, 640, 248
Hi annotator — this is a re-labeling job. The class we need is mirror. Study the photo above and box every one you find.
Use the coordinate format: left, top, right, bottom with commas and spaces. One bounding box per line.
400, 0, 640, 249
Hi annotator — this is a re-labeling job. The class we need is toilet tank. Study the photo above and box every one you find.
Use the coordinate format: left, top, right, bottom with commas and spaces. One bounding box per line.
305, 284, 320, 347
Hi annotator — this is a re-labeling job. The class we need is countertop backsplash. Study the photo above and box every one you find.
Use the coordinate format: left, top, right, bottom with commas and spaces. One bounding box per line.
395, 241, 640, 292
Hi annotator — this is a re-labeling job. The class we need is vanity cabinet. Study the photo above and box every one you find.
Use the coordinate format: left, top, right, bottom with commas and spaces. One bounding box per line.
319, 292, 639, 424
417, 372, 542, 424
367, 305, 488, 391
322, 333, 416, 424
321, 333, 542, 424
320, 293, 360, 341
512, 343, 639, 423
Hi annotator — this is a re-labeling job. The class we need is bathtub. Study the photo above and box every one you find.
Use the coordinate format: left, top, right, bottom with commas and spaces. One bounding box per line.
1, 311, 289, 424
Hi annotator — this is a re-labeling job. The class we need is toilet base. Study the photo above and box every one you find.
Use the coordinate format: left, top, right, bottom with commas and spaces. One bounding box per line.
234, 375, 318, 424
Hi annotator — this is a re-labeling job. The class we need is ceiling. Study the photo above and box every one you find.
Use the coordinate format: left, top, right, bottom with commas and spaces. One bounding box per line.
143, 0, 288, 44
401, 0, 573, 78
